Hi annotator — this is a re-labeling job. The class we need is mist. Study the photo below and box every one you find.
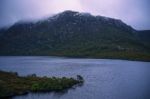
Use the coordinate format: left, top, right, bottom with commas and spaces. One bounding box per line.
0, 0, 150, 30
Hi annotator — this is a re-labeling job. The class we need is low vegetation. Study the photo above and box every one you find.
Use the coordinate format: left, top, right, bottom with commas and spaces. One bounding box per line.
0, 70, 84, 98
0, 11, 150, 61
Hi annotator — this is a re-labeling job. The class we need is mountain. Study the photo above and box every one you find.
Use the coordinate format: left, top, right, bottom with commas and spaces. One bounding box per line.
137, 30, 150, 46
0, 10, 150, 61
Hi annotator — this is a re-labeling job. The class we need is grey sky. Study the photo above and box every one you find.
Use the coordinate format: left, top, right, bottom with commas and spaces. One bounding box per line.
0, 0, 150, 30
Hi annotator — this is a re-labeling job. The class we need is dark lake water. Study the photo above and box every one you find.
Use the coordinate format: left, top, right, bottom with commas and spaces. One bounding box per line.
0, 56, 150, 99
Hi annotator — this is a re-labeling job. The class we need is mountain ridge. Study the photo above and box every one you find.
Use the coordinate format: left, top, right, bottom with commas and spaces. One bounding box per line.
0, 10, 149, 61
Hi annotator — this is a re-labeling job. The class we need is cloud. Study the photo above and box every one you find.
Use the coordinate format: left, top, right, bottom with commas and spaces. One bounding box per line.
0, 0, 149, 30
80, 0, 150, 30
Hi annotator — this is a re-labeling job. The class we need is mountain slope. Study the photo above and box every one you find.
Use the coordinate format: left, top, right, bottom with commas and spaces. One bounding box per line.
137, 30, 150, 46
0, 11, 149, 61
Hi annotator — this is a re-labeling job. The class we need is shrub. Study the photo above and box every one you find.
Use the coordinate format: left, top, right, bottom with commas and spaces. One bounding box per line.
31, 83, 39, 91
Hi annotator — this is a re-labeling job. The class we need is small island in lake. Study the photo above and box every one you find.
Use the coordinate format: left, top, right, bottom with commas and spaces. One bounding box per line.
0, 70, 84, 98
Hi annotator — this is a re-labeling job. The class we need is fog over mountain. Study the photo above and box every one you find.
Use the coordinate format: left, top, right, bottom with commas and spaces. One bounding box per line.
0, 0, 150, 30
0, 10, 149, 61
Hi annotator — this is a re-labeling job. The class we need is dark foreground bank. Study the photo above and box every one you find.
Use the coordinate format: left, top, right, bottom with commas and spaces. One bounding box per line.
0, 70, 84, 98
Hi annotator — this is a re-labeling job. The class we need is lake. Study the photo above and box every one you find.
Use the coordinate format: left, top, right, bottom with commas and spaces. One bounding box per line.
0, 56, 150, 99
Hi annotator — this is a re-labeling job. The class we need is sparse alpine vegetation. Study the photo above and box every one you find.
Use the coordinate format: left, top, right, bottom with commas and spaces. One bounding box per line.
0, 70, 84, 98
0, 10, 150, 61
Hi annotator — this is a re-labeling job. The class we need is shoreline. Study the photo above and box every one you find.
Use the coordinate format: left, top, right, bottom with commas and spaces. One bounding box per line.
0, 70, 84, 98
0, 55, 150, 62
